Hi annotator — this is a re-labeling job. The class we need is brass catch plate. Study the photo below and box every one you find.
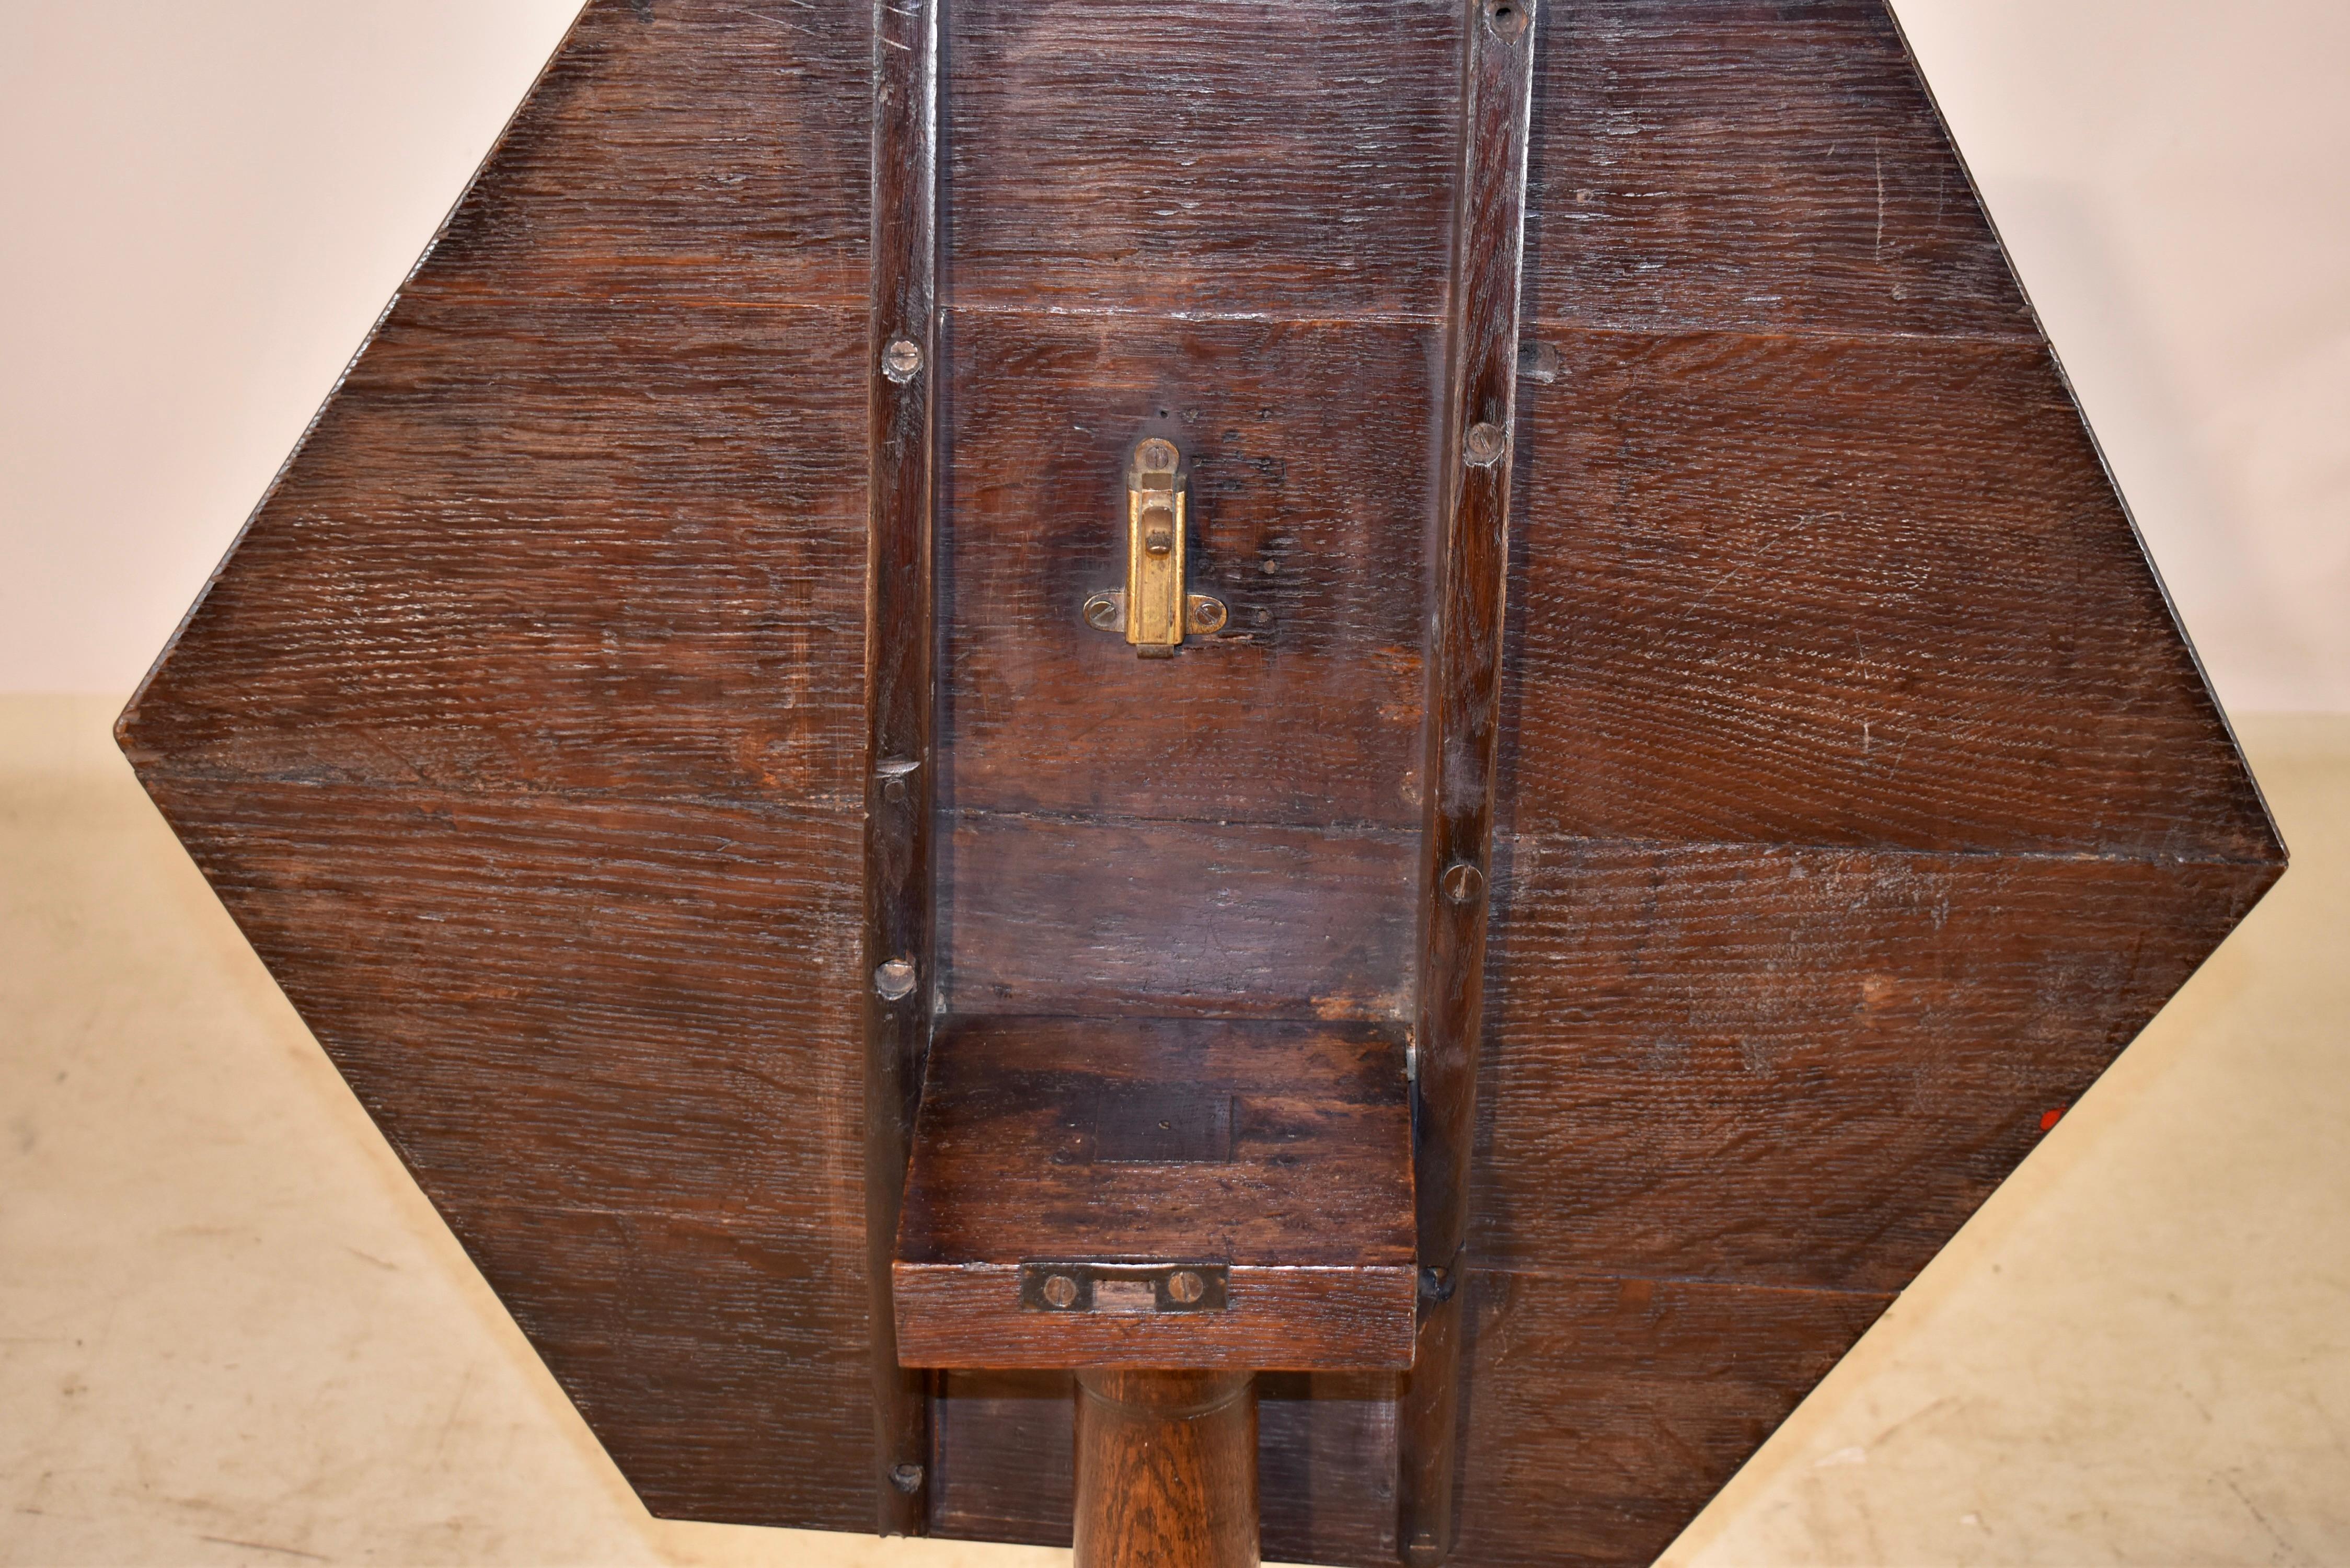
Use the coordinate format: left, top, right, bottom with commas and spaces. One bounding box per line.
1084, 437, 1226, 656
1019, 1261, 1230, 1315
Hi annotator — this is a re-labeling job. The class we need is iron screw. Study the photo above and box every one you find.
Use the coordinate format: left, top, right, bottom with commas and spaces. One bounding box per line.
873, 959, 918, 1000
1043, 1273, 1079, 1308
1167, 1270, 1205, 1305
1442, 862, 1486, 905
1464, 421, 1508, 467
889, 1463, 925, 1494
882, 337, 924, 383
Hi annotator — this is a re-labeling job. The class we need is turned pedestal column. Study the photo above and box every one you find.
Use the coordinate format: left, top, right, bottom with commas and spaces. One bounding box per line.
1073, 1370, 1259, 1568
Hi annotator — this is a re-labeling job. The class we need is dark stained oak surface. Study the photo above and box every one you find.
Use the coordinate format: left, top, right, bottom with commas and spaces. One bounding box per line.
941, 815, 1418, 1022
129, 771, 878, 1530
123, 0, 887, 1539
1474, 841, 2271, 1293
940, 312, 1436, 829
137, 781, 861, 1219
1503, 329, 2272, 858
1525, 0, 2036, 338
454, 1202, 874, 1529
420, 0, 871, 307
944, 0, 1461, 320
119, 0, 2284, 1563
1447, 1271, 1896, 1567
117, 295, 871, 807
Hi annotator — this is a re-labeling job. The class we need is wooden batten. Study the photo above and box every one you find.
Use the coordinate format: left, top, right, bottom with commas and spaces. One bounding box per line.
1401, 3, 1541, 1561
862, 0, 940, 1535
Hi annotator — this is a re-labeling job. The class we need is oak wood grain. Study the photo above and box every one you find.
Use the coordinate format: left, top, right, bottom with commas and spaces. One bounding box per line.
1448, 1270, 1894, 1568
1503, 328, 2273, 859
933, 1370, 1077, 1547
1476, 840, 2278, 1293
929, 1273, 1894, 1568
126, 769, 878, 1530
939, 312, 1437, 828
118, 3, 888, 1533
1525, 0, 2034, 338
941, 814, 1418, 1022
454, 1203, 875, 1530
943, 0, 1460, 320
1074, 1371, 1260, 1568
415, 0, 870, 308
136, 779, 861, 1221
119, 295, 870, 807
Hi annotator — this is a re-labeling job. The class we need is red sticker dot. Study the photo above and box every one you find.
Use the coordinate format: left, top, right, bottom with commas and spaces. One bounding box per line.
2040, 1106, 2066, 1132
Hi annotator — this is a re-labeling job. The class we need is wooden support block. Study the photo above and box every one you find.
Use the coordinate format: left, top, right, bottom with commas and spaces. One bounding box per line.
892, 1017, 1415, 1371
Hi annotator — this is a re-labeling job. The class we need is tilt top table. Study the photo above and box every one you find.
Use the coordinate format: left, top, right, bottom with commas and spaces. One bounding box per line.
120, 3, 2282, 1563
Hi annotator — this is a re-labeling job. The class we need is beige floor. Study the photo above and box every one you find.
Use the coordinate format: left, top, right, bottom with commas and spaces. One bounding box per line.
3, 696, 2344, 1568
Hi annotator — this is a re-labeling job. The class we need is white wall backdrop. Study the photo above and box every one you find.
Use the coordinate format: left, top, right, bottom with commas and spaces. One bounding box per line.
1, 1, 2342, 711
1894, 1, 2350, 713
0, 2, 582, 696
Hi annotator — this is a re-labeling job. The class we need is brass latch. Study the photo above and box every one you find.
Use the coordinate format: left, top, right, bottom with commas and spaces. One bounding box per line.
1082, 438, 1227, 658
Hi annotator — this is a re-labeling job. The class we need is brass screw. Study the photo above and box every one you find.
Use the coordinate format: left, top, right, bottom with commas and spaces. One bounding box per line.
882, 337, 924, 383
1043, 1274, 1079, 1308
1464, 421, 1508, 466
882, 776, 907, 805
1442, 862, 1485, 905
873, 959, 918, 1000
1167, 1270, 1205, 1305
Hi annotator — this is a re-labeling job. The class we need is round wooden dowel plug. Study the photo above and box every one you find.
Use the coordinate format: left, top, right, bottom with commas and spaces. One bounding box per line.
1073, 1369, 1259, 1568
